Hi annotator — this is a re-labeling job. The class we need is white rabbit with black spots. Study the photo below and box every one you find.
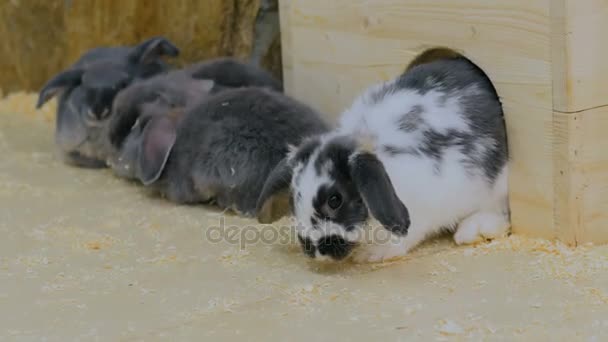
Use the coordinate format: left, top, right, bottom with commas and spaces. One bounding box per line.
256, 49, 510, 262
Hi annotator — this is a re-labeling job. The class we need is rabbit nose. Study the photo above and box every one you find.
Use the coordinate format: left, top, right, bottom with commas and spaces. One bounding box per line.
84, 107, 107, 127
316, 235, 355, 260
86, 108, 97, 120
87, 89, 114, 119
99, 108, 110, 119
89, 104, 109, 119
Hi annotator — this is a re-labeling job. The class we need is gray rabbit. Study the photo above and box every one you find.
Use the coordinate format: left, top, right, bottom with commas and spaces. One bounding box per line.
107, 72, 217, 179
188, 57, 282, 92
35, 36, 179, 168
110, 87, 329, 216
107, 57, 283, 153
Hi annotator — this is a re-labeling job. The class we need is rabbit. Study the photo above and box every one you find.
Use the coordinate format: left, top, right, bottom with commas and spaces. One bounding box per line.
256, 48, 510, 263
188, 57, 282, 92
35, 36, 179, 168
106, 57, 282, 154
108, 86, 329, 216
404, 47, 467, 72
106, 74, 217, 180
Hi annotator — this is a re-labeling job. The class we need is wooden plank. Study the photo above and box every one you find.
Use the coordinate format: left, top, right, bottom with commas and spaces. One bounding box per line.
551, 0, 608, 112
576, 109, 608, 243
283, 0, 556, 238
551, 0, 608, 244
506, 100, 555, 240
573, 109, 608, 244
549, 0, 568, 112
552, 111, 583, 244
553, 109, 608, 244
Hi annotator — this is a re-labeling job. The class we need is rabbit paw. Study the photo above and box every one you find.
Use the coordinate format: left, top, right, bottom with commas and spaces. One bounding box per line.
454, 211, 510, 245
352, 241, 407, 263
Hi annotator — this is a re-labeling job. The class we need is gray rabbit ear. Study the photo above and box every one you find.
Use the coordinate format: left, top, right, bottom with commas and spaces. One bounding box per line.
256, 158, 293, 224
55, 95, 88, 151
349, 152, 410, 235
130, 36, 179, 65
190, 79, 215, 94
137, 115, 178, 185
37, 68, 84, 108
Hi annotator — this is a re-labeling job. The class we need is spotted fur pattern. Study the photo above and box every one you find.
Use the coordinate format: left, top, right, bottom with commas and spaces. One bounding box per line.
285, 57, 510, 262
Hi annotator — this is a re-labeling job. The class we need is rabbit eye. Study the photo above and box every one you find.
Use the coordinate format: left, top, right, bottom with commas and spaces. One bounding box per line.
132, 117, 148, 132
327, 193, 342, 210
131, 118, 141, 130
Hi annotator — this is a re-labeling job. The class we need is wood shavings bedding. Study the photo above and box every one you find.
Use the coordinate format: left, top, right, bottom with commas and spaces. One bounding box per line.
219, 248, 251, 266
2, 90, 608, 341
436, 319, 465, 335
0, 92, 55, 122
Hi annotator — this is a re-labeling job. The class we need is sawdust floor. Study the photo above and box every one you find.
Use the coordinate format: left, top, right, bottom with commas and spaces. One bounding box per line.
1, 93, 608, 341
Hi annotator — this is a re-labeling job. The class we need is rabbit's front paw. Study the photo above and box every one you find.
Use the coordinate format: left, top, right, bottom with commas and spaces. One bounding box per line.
454, 211, 510, 245
352, 241, 407, 263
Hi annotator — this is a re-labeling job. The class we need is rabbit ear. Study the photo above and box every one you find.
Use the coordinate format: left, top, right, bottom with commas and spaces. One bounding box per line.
37, 68, 84, 108
189, 79, 215, 94
404, 47, 464, 72
130, 36, 179, 65
107, 84, 160, 149
55, 92, 88, 151
256, 157, 293, 223
137, 115, 178, 185
349, 151, 410, 235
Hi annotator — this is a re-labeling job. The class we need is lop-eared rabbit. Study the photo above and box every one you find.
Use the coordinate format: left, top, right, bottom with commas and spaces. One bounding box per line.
35, 37, 180, 168
108, 87, 329, 216
256, 48, 510, 262
107, 57, 283, 154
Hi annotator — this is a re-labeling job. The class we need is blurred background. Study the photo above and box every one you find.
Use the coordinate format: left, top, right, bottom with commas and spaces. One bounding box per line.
0, 0, 282, 94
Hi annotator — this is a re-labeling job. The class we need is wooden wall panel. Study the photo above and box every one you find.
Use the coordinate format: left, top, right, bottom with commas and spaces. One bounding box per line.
550, 0, 608, 244
551, 0, 608, 112
554, 109, 608, 244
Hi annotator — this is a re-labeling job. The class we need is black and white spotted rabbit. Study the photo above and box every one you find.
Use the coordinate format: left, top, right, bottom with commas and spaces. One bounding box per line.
256, 48, 510, 262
